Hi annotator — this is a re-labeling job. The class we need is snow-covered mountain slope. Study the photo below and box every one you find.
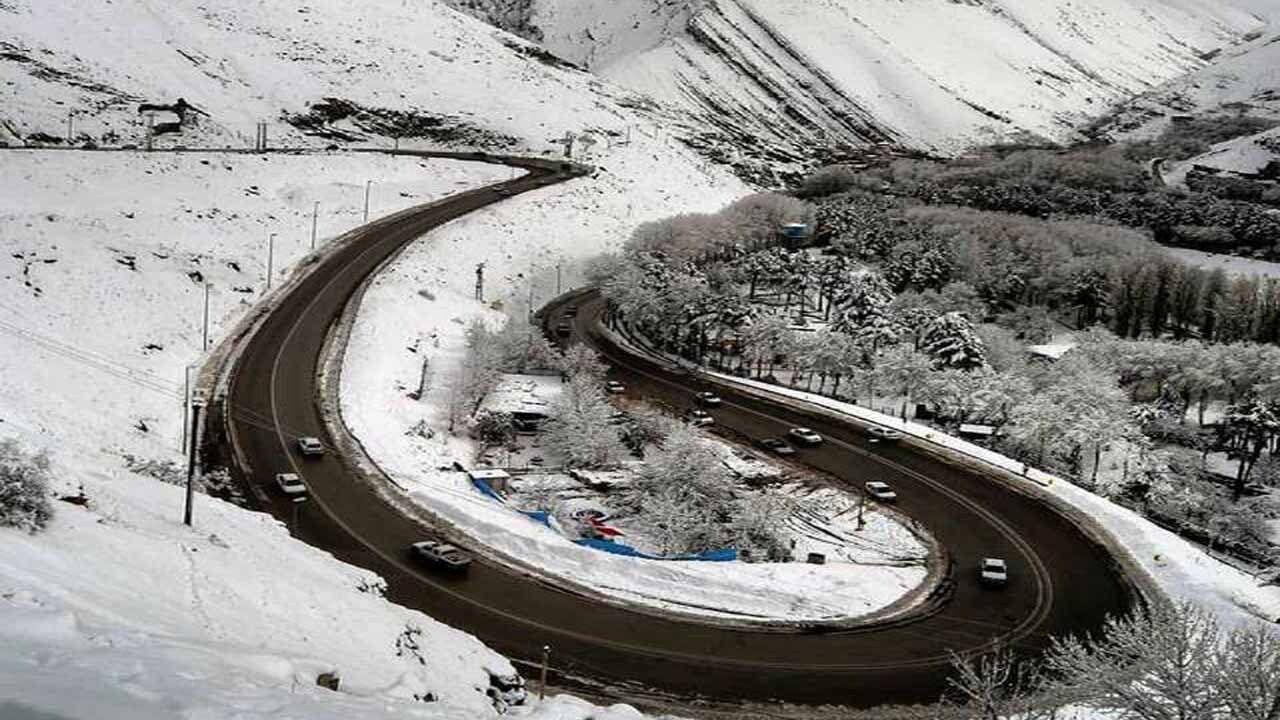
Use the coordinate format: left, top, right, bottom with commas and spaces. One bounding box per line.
448, 0, 1262, 155
1095, 0, 1280, 140
0, 0, 670, 155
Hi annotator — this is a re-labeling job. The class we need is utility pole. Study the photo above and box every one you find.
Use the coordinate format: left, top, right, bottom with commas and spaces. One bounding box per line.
182, 365, 191, 454
145, 114, 155, 151
201, 281, 211, 352
66, 111, 74, 144
266, 233, 276, 290
184, 393, 206, 527
412, 357, 431, 400
363, 180, 372, 223
310, 201, 319, 250
527, 278, 535, 323
474, 263, 485, 301
538, 645, 551, 701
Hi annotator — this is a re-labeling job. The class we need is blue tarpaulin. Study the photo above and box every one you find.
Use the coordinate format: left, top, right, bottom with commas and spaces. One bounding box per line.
574, 538, 737, 562
471, 478, 505, 502
521, 510, 554, 528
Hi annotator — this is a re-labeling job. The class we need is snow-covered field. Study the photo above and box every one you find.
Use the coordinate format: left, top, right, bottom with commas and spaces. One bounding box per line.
1168, 246, 1280, 279
0, 150, 507, 459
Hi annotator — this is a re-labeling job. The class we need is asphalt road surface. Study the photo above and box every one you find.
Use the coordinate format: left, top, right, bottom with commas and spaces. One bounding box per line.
222, 156, 1136, 711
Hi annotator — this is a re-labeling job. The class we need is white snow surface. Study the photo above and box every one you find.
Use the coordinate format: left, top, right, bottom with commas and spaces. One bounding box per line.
1101, 0, 1280, 139
1164, 124, 1280, 183
512, 0, 1261, 152
338, 139, 930, 624
1168, 246, 1280, 279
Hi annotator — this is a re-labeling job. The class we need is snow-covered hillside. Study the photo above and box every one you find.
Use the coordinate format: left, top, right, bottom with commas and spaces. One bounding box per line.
0, 0, 662, 156
447, 0, 1261, 156
1097, 0, 1280, 142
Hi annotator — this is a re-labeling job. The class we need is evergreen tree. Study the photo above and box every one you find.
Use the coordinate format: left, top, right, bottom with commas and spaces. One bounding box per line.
921, 312, 988, 369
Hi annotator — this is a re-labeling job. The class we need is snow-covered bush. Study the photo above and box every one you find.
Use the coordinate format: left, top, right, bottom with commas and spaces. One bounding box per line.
542, 376, 627, 468
0, 439, 55, 533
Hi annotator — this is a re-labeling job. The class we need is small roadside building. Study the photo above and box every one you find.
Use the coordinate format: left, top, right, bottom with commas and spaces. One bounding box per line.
482, 373, 565, 431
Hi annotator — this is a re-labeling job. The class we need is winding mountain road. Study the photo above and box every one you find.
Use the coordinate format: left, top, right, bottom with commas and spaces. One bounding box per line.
218, 152, 1138, 711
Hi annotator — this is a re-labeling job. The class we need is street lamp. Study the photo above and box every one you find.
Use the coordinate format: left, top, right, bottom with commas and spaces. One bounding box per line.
266, 233, 277, 290
538, 645, 551, 700
184, 392, 207, 526
363, 180, 372, 222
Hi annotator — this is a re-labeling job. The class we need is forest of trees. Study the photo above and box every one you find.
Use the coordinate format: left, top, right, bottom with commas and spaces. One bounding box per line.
593, 168, 1280, 566
806, 114, 1280, 260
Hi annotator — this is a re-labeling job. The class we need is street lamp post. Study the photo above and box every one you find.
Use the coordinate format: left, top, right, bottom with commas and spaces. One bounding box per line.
266, 233, 277, 290
363, 180, 372, 222
184, 392, 207, 527
311, 201, 319, 249
201, 281, 211, 351
538, 645, 551, 700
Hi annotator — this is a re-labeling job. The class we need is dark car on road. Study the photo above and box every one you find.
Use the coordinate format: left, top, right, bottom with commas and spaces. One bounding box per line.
410, 541, 472, 572
758, 438, 796, 456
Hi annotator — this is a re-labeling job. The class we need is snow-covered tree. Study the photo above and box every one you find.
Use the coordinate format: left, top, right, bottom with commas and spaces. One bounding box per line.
739, 312, 792, 378
542, 376, 626, 469
830, 271, 895, 335
641, 484, 718, 556
0, 439, 54, 533
556, 343, 607, 381
940, 646, 1060, 720
493, 318, 559, 373
1036, 601, 1280, 720
1005, 356, 1132, 474
1221, 398, 1280, 498
870, 345, 934, 415
730, 491, 797, 562
921, 312, 988, 369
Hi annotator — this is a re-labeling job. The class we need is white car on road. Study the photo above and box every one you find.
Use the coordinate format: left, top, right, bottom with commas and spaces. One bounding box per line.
979, 558, 1009, 588
275, 472, 306, 496
296, 437, 326, 457
864, 481, 897, 502
686, 409, 715, 427
788, 427, 823, 446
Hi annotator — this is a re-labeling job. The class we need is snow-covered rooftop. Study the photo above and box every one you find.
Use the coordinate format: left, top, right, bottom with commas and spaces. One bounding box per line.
483, 373, 565, 417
